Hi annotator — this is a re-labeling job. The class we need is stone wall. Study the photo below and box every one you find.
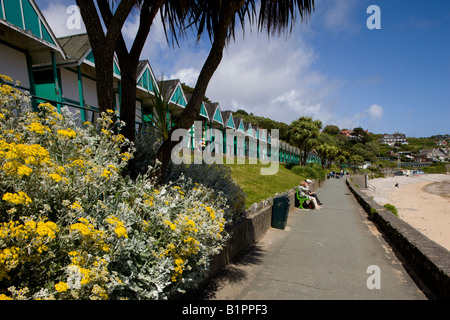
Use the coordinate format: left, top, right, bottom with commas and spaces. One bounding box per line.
346, 178, 450, 300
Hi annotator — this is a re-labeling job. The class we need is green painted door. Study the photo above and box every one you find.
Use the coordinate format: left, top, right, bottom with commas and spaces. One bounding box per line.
34, 69, 57, 102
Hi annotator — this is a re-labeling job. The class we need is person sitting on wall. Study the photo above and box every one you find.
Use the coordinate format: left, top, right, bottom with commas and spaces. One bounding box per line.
304, 179, 324, 206
299, 180, 321, 210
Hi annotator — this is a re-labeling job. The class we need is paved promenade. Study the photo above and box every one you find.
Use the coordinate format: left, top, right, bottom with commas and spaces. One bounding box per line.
198, 178, 427, 300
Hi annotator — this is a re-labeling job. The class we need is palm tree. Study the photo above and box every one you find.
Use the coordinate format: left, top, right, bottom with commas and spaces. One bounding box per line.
288, 116, 322, 166
155, 0, 315, 183
316, 143, 339, 168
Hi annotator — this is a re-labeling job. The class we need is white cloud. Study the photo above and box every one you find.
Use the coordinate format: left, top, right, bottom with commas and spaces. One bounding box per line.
202, 29, 342, 126
41, 2, 86, 38
337, 104, 384, 131
368, 104, 383, 119
169, 67, 199, 86
121, 14, 140, 44
313, 0, 363, 34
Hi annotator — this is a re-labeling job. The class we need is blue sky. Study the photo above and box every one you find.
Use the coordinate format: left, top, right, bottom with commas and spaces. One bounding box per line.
37, 0, 450, 138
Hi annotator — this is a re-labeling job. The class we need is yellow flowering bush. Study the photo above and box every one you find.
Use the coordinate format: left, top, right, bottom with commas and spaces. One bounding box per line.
0, 76, 228, 300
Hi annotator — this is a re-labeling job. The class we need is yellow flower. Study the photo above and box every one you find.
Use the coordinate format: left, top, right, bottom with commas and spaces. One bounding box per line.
0, 74, 13, 82
57, 129, 76, 138
55, 166, 65, 174
163, 220, 176, 230
36, 221, 59, 239
55, 282, 68, 293
49, 173, 62, 182
26, 122, 50, 135
120, 152, 132, 162
91, 285, 108, 300
17, 164, 33, 176
2, 191, 32, 205
105, 215, 128, 238
100, 169, 112, 179
70, 159, 85, 168
69, 201, 84, 212
114, 226, 128, 238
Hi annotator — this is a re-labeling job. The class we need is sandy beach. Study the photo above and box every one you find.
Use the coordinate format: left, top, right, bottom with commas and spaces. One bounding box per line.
362, 174, 450, 251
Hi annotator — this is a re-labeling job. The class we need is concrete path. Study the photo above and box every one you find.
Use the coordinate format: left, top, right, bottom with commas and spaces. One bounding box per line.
197, 178, 427, 300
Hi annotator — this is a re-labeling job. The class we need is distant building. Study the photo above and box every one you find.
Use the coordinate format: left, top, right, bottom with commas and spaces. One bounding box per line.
380, 132, 408, 146
339, 129, 369, 141
340, 129, 353, 137
416, 148, 449, 163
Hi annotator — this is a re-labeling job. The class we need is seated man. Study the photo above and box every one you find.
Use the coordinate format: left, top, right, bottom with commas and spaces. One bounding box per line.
299, 180, 321, 210
305, 179, 323, 205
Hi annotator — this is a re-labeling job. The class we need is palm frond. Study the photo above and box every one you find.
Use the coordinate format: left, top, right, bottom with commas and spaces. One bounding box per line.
258, 0, 314, 36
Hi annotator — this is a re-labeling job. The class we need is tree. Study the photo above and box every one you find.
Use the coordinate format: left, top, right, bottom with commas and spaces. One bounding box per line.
76, 0, 137, 115
350, 155, 364, 167
322, 124, 340, 135
154, 0, 315, 183
76, 0, 315, 183
315, 144, 329, 168
288, 116, 322, 166
98, 0, 189, 142
316, 143, 338, 168
352, 126, 370, 144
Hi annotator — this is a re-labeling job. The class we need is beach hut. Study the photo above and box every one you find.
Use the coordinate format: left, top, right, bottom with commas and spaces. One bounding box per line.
157, 79, 187, 119
135, 59, 159, 130
205, 102, 224, 156
184, 93, 209, 151
233, 117, 246, 158
221, 110, 236, 158
258, 128, 269, 161
0, 0, 65, 95
0, 0, 69, 118
54, 33, 116, 125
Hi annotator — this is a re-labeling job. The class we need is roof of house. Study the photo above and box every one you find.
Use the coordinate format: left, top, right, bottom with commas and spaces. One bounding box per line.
221, 110, 235, 129
57, 33, 91, 63
205, 102, 224, 125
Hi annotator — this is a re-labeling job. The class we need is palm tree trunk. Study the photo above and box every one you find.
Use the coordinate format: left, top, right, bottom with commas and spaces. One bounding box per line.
119, 61, 138, 143
154, 1, 244, 185
94, 52, 115, 114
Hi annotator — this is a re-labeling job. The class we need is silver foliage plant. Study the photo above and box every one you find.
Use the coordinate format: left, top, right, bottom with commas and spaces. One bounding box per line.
133, 128, 247, 226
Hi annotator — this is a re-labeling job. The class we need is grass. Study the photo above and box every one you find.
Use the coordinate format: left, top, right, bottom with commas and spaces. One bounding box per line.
225, 161, 304, 209
383, 203, 398, 216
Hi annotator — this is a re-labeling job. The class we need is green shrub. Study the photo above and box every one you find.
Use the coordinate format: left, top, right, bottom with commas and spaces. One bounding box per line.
307, 163, 326, 181
290, 165, 318, 180
383, 203, 398, 216
423, 164, 447, 174
291, 164, 327, 181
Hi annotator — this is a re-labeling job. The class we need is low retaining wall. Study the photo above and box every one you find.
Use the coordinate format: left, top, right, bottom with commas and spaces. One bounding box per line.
346, 178, 450, 300
208, 180, 320, 279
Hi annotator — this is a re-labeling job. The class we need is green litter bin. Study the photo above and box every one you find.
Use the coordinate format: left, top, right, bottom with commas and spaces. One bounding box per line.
271, 195, 290, 230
